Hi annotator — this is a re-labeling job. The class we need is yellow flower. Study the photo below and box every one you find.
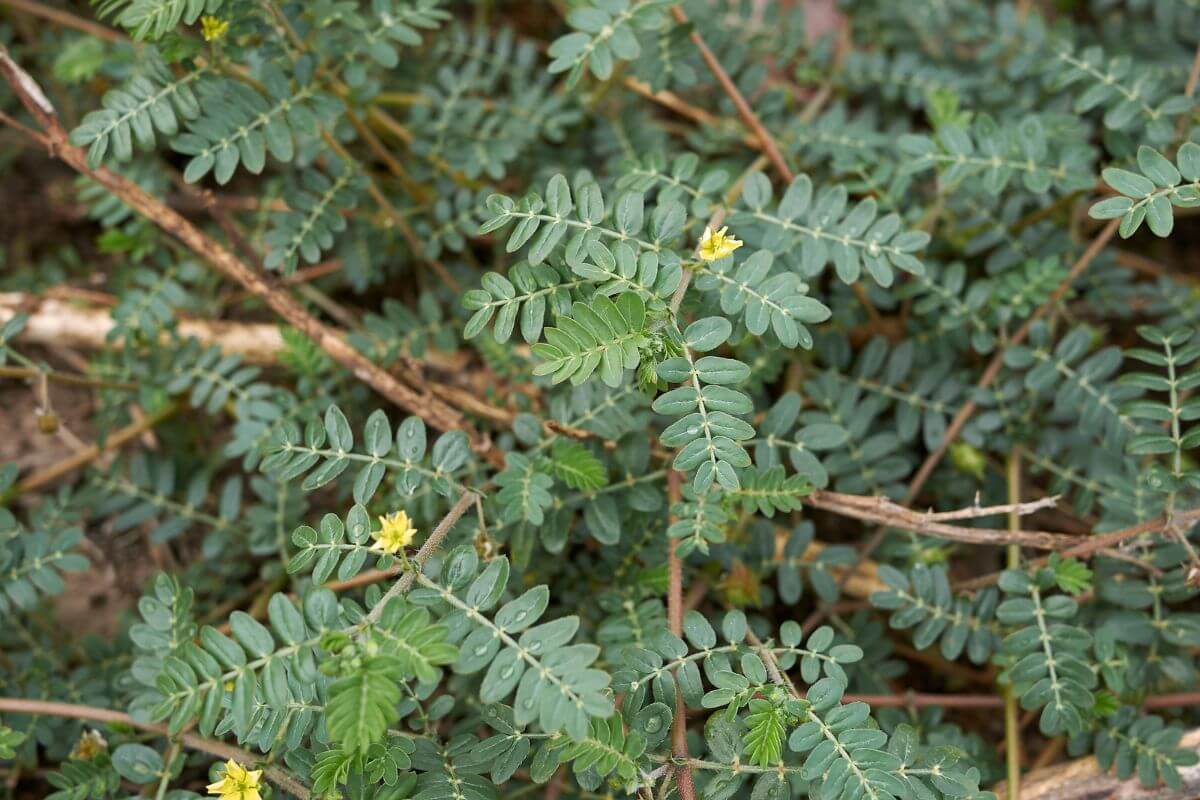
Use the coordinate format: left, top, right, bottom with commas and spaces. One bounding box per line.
200, 15, 229, 42
697, 225, 743, 262
372, 510, 417, 555
207, 759, 262, 800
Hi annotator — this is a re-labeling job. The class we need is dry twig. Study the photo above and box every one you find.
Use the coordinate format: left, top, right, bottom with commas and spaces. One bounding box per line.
956, 507, 1200, 592
805, 218, 1122, 631
804, 490, 1079, 550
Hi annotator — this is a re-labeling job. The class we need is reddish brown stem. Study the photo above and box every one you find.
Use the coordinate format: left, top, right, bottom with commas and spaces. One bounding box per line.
670, 5, 793, 182
666, 469, 696, 800
5, 404, 178, 499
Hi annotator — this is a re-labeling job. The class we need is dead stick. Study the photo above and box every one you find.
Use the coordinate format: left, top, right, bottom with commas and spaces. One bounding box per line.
0, 365, 136, 391
904, 219, 1119, 502
804, 491, 1081, 550
956, 507, 1200, 592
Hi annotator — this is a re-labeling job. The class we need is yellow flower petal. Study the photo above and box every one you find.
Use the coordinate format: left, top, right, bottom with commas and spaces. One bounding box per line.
207, 760, 261, 800
697, 225, 743, 262
372, 510, 417, 555
201, 15, 229, 42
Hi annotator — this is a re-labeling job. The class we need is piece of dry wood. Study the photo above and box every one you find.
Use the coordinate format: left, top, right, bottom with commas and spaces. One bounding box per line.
0, 0, 123, 42
0, 292, 287, 364
997, 727, 1200, 800
0, 291, 469, 371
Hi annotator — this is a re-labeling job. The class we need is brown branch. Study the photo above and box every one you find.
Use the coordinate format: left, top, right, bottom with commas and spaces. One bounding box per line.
0, 107, 46, 143
812, 490, 1060, 522
1188, 43, 1200, 100
665, 470, 696, 800
229, 259, 345, 297
906, 492, 1061, 522
0, 365, 135, 391
621, 76, 774, 158
904, 218, 1120, 503
842, 692, 1000, 708
803, 218, 1122, 632
0, 697, 310, 798
322, 565, 401, 593
1097, 546, 1163, 575
1144, 691, 1200, 709
1057, 508, 1200, 559
623, 77, 720, 128
669, 5, 793, 182
0, 46, 494, 460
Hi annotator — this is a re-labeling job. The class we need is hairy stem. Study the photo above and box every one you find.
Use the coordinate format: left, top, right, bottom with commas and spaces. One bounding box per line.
365, 489, 478, 625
